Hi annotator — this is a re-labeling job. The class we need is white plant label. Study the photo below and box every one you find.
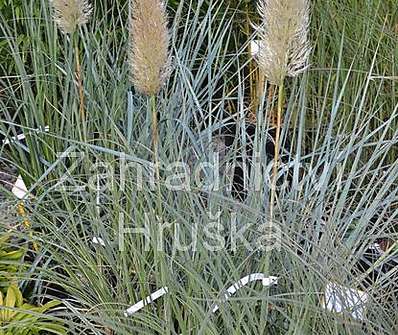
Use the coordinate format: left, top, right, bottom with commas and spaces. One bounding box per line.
322, 282, 368, 320
2, 126, 49, 146
12, 175, 28, 200
92, 237, 106, 246
124, 287, 169, 317
212, 274, 278, 313
124, 274, 278, 317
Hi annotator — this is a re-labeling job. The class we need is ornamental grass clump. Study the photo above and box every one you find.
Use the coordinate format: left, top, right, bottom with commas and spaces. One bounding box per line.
49, 0, 92, 34
256, 0, 311, 220
129, 0, 171, 181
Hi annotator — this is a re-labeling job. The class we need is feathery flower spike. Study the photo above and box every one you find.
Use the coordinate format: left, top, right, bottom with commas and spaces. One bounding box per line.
256, 0, 311, 85
49, 0, 92, 34
129, 0, 171, 95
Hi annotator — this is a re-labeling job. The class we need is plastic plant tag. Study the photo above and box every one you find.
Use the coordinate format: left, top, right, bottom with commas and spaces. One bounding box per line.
2, 126, 49, 146
12, 175, 28, 200
92, 237, 106, 246
212, 274, 278, 313
322, 282, 368, 320
124, 287, 169, 317
123, 273, 278, 318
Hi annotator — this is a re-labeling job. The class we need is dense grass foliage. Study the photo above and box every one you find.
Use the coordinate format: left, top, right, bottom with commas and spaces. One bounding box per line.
0, 0, 397, 334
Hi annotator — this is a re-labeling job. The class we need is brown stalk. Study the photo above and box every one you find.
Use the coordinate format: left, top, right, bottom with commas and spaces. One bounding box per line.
75, 45, 85, 125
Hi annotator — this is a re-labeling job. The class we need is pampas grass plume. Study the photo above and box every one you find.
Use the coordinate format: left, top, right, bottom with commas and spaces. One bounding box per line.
49, 0, 92, 34
256, 0, 311, 85
129, 0, 171, 96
